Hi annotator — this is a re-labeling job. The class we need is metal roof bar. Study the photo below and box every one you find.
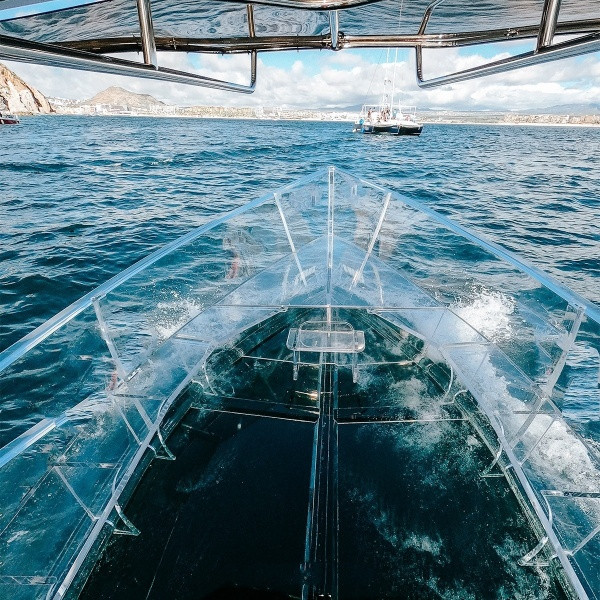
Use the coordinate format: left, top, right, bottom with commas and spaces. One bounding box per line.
537, 0, 562, 50
329, 10, 339, 50
415, 0, 600, 88
416, 31, 600, 87
0, 31, 258, 89
52, 18, 600, 55
136, 0, 157, 67
0, 4, 258, 92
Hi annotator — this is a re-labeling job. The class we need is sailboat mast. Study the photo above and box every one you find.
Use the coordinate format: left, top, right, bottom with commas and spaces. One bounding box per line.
390, 48, 398, 115
380, 48, 392, 109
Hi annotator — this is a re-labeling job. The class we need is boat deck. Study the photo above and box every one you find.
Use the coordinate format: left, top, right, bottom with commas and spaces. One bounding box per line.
80, 310, 568, 600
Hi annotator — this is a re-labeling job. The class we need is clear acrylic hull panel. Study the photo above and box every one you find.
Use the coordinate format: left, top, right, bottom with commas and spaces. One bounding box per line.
332, 170, 391, 253
0, 311, 114, 446
0, 167, 599, 599
343, 174, 592, 393
275, 179, 328, 250
98, 202, 292, 377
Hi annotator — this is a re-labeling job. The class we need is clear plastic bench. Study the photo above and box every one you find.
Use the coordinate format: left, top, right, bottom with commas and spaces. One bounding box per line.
286, 320, 365, 382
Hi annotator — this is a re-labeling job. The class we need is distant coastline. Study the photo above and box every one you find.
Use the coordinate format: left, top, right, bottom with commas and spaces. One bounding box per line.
3, 62, 600, 126
28, 112, 600, 128
48, 86, 600, 127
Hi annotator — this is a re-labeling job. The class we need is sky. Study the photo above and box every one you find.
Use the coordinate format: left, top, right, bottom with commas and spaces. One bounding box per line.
5, 40, 600, 111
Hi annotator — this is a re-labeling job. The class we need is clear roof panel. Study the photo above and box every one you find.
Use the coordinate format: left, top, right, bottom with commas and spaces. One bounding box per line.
0, 0, 331, 41
0, 0, 598, 42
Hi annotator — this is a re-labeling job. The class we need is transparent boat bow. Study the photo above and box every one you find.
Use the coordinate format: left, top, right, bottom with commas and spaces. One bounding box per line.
0, 167, 599, 599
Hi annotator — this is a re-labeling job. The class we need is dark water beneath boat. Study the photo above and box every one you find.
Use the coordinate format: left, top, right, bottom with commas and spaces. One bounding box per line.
79, 309, 569, 600
1, 116, 599, 357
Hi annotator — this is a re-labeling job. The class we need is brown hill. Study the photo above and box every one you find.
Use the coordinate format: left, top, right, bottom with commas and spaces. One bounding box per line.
84, 86, 166, 109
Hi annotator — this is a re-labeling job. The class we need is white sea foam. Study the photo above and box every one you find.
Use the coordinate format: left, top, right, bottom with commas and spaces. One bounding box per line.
176, 444, 237, 494
153, 296, 203, 341
401, 532, 443, 558
452, 288, 515, 342
425, 576, 477, 600
493, 536, 554, 599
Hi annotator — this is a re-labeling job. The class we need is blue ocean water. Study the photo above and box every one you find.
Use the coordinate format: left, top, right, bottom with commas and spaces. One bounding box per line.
1, 115, 599, 600
1, 115, 599, 355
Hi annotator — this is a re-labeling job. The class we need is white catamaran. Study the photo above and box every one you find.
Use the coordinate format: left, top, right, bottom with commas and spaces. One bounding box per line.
354, 50, 423, 135
1, 1, 600, 599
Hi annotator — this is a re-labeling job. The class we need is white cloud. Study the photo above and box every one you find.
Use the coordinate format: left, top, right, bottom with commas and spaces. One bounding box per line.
291, 60, 303, 75
4, 43, 600, 111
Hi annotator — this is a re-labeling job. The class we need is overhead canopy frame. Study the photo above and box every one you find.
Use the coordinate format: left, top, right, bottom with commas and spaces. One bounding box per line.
0, 0, 598, 91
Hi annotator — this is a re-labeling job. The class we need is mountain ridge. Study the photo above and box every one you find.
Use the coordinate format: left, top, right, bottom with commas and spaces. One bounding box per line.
76, 87, 600, 116
518, 103, 600, 115
83, 86, 166, 109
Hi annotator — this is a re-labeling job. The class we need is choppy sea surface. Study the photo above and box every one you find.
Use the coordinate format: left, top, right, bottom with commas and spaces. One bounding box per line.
1, 115, 599, 600
1, 116, 599, 355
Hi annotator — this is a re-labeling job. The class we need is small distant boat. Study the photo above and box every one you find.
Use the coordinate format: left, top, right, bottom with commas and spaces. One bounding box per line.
353, 49, 423, 137
354, 104, 423, 136
0, 112, 20, 124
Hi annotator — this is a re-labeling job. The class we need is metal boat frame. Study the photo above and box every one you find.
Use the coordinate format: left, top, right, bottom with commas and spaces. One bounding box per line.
0, 0, 599, 91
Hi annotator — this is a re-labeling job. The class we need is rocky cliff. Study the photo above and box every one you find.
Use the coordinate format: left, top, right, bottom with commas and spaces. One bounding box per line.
0, 62, 54, 114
